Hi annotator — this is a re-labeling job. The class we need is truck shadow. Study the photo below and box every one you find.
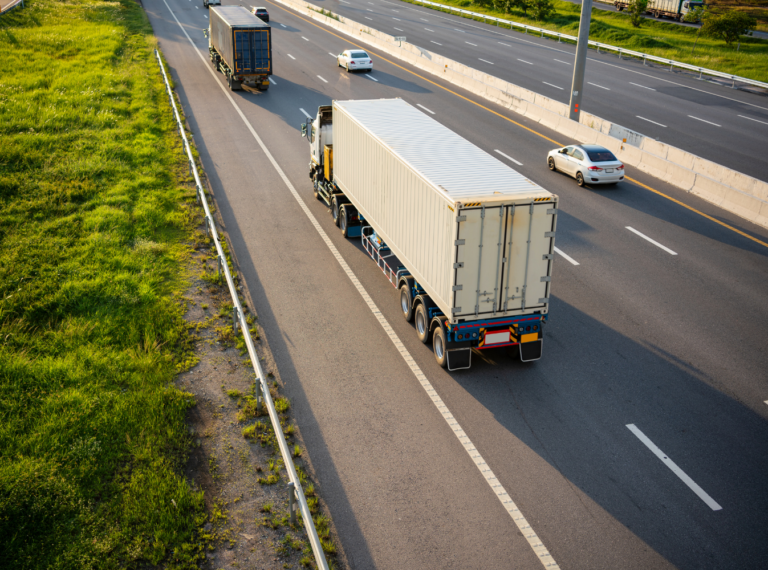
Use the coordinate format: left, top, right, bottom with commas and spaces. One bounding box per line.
447, 297, 768, 569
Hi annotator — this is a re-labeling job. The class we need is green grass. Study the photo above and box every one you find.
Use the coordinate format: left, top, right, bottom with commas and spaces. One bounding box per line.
403, 0, 768, 82
0, 0, 207, 568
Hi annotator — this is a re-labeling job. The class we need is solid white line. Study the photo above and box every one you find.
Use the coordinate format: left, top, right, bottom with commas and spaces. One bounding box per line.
738, 115, 768, 126
300, 108, 313, 119
466, 41, 477, 46
629, 81, 656, 91
554, 58, 571, 65
553, 247, 579, 266
394, 27, 403, 30
431, 41, 442, 45
498, 41, 511, 47
542, 81, 562, 90
627, 424, 722, 511
494, 149, 522, 166
425, 28, 435, 32
163, 1, 560, 567
317, 75, 328, 83
688, 115, 721, 127
478, 58, 494, 65
269, 77, 276, 85
636, 115, 666, 128
626, 226, 677, 255
517, 58, 533, 65
287, 54, 296, 60
302, 36, 309, 41
417, 103, 435, 114
588, 81, 610, 90
366, 74, 378, 82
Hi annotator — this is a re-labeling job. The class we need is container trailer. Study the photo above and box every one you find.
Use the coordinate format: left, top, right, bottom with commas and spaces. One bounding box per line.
208, 6, 272, 91
301, 99, 559, 371
614, 0, 705, 21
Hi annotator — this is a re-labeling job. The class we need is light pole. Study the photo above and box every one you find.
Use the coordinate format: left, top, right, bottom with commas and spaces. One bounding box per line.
568, 0, 593, 121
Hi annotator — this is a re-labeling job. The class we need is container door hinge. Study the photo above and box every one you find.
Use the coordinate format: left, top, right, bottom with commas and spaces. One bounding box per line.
451, 308, 462, 314
539, 298, 550, 304
540, 276, 551, 282
456, 215, 466, 222
544, 232, 556, 238
546, 209, 557, 215
453, 262, 464, 269
452, 285, 463, 291
454, 239, 465, 246
542, 254, 553, 260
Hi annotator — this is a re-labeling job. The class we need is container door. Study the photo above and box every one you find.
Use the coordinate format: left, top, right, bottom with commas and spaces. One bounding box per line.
452, 206, 506, 318
498, 202, 556, 313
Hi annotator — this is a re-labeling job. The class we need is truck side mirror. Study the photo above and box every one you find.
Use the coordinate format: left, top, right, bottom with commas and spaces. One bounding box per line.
301, 123, 307, 137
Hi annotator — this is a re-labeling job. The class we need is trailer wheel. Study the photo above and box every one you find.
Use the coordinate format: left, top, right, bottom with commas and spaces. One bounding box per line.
415, 304, 430, 344
340, 206, 350, 237
332, 197, 341, 226
313, 179, 320, 200
399, 285, 414, 322
433, 326, 448, 368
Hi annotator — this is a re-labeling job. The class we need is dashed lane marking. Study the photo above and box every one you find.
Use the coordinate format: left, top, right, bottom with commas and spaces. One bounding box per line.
553, 247, 579, 266
417, 103, 435, 114
494, 149, 522, 166
626, 226, 677, 255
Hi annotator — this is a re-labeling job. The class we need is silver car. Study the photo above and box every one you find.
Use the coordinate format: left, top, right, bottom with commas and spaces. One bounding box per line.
547, 144, 624, 186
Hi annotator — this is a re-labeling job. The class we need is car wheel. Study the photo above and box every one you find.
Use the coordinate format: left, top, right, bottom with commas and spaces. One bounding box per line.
346, 64, 350, 73
547, 157, 556, 171
576, 172, 585, 187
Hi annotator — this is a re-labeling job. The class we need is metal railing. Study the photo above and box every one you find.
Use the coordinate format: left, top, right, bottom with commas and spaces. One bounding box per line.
154, 49, 329, 570
0, 0, 24, 15
408, 0, 768, 90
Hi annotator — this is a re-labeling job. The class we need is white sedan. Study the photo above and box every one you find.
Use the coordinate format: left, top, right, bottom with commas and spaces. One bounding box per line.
337, 50, 373, 73
547, 144, 625, 186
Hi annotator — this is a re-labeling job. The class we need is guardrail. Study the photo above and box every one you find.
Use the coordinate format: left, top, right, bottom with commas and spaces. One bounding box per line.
0, 0, 25, 15
409, 0, 768, 90
153, 49, 330, 570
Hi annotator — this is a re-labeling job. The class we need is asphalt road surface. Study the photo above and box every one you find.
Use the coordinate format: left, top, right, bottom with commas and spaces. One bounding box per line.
144, 0, 768, 567
321, 0, 768, 183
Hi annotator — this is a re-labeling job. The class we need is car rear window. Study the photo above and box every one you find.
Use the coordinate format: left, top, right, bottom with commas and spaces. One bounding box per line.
351, 52, 369, 58
586, 150, 617, 162
256, 9, 267, 12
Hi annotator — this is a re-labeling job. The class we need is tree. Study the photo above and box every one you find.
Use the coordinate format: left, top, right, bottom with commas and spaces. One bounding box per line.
627, 0, 649, 28
683, 5, 705, 24
529, 0, 554, 21
701, 10, 757, 46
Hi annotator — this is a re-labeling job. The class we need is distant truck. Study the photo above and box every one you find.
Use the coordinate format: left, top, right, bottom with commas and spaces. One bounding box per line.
614, 0, 705, 21
208, 6, 272, 91
301, 99, 558, 371
202, 0, 220, 8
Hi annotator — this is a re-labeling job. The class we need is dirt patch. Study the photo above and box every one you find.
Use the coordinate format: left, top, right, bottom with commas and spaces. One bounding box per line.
175, 206, 344, 570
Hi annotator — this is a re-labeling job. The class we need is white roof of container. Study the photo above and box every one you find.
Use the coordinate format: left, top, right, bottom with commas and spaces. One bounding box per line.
334, 98, 552, 201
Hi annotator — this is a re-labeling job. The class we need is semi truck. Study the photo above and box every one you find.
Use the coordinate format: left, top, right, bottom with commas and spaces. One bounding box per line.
208, 6, 272, 91
301, 99, 559, 371
614, 0, 705, 21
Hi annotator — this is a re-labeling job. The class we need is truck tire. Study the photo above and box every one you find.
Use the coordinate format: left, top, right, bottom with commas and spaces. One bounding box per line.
433, 326, 448, 368
415, 304, 430, 343
332, 196, 342, 226
340, 206, 351, 237
400, 284, 414, 322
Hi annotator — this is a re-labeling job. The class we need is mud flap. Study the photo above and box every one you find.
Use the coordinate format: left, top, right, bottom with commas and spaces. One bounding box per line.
447, 348, 471, 371
519, 340, 542, 362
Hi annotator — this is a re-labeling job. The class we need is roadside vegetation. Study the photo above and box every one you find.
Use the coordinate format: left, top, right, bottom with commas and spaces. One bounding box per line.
0, 0, 206, 567
401, 0, 768, 81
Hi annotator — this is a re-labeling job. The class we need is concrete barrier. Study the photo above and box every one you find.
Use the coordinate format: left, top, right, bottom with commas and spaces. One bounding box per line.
274, 0, 768, 230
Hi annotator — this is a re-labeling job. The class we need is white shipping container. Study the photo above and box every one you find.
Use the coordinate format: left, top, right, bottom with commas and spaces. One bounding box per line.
332, 99, 558, 323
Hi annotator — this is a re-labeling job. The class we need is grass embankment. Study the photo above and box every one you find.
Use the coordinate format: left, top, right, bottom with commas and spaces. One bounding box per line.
0, 0, 207, 568
402, 0, 768, 82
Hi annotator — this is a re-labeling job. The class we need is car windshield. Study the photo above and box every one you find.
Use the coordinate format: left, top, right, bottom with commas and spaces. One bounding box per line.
351, 52, 369, 59
586, 149, 617, 162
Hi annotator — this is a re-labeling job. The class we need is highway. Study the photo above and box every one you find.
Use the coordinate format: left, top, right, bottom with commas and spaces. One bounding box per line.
144, 0, 768, 567
322, 0, 768, 183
